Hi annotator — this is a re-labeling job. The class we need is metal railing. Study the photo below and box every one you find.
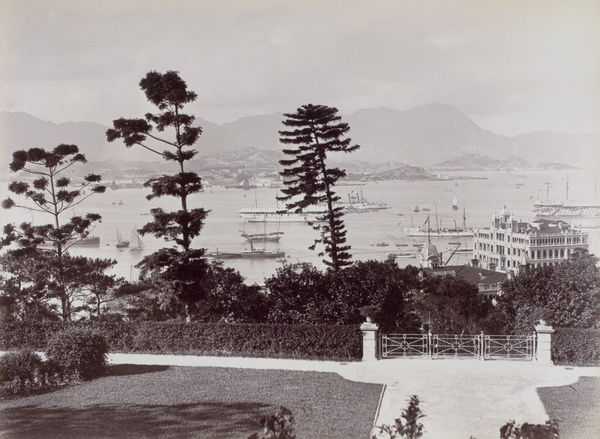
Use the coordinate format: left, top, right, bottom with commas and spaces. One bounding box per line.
380, 332, 536, 360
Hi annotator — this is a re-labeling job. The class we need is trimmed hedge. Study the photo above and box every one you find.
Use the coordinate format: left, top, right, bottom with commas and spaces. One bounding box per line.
552, 327, 600, 366
1, 321, 362, 361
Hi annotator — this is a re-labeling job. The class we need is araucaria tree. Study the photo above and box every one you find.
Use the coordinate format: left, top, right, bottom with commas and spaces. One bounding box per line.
1, 145, 107, 320
278, 104, 359, 271
106, 70, 209, 321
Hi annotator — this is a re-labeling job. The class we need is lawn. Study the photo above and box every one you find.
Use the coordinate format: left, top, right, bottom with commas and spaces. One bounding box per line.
0, 364, 383, 439
537, 375, 600, 439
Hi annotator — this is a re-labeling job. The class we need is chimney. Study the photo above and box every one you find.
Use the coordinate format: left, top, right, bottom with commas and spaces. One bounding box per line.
471, 258, 479, 267
489, 262, 497, 271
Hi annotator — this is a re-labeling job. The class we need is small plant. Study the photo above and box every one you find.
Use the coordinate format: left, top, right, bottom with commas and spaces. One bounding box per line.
500, 419, 559, 439
46, 326, 108, 380
533, 308, 553, 326
248, 406, 296, 439
374, 395, 425, 439
360, 305, 379, 323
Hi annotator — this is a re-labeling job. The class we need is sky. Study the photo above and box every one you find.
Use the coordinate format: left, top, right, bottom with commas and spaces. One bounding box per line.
1, 0, 599, 136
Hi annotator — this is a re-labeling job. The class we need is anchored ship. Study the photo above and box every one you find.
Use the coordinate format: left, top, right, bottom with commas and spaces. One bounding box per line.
403, 210, 473, 238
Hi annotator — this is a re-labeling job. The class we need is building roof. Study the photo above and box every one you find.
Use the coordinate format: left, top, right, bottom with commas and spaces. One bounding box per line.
423, 265, 507, 286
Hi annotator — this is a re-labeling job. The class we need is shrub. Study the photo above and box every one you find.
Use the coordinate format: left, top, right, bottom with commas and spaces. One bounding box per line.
551, 328, 600, 366
499, 420, 559, 438
0, 350, 45, 396
248, 406, 296, 439
46, 326, 108, 380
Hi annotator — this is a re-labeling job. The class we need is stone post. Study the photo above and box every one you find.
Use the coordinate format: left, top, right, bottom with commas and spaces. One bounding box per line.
361, 321, 379, 361
535, 321, 555, 365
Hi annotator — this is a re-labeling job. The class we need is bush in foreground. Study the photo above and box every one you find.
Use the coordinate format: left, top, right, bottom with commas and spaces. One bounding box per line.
46, 326, 108, 380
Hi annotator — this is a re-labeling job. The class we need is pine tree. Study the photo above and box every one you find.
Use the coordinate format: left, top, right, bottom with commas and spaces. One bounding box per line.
1, 144, 107, 320
278, 104, 359, 271
106, 70, 209, 321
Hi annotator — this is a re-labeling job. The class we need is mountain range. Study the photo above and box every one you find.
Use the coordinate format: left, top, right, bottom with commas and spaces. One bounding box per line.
1, 103, 598, 170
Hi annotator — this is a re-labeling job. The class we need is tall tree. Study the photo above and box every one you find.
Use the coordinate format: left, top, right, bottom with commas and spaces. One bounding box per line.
106, 70, 209, 321
278, 104, 359, 271
1, 145, 106, 320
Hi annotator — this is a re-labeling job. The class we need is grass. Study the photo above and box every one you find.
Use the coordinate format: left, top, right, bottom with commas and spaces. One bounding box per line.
0, 364, 383, 438
537, 375, 600, 439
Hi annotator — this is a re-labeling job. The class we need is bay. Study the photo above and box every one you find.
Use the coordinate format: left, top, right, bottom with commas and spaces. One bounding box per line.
2, 169, 599, 285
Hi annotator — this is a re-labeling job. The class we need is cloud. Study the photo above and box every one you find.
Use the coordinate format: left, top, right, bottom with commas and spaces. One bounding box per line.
1, 0, 599, 135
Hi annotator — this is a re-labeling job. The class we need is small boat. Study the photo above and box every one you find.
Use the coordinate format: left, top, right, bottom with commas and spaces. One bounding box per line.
387, 252, 413, 259
71, 236, 100, 247
396, 243, 408, 247
130, 228, 145, 251
414, 205, 420, 212
448, 240, 461, 245
205, 257, 224, 265
422, 206, 431, 212
376, 242, 389, 247
452, 196, 459, 210
116, 229, 130, 248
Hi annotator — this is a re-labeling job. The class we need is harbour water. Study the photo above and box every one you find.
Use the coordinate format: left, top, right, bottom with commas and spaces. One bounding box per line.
2, 169, 599, 285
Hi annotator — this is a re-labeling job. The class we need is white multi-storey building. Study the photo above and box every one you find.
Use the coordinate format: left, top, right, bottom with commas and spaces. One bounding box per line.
473, 206, 589, 273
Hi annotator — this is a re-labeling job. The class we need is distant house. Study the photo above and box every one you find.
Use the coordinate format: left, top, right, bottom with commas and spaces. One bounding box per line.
417, 239, 506, 297
421, 264, 507, 298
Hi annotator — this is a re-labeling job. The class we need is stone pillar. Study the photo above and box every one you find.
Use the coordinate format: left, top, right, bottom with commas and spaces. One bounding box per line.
535, 321, 555, 365
360, 321, 379, 361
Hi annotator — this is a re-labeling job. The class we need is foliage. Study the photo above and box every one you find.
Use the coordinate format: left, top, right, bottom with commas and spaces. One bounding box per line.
414, 274, 494, 334
499, 420, 559, 439
248, 406, 296, 439
1, 145, 108, 321
0, 248, 56, 321
106, 70, 210, 321
46, 326, 108, 380
264, 264, 329, 324
0, 350, 44, 386
0, 350, 65, 397
374, 395, 425, 439
264, 260, 421, 332
0, 321, 362, 361
552, 327, 600, 366
278, 104, 359, 271
494, 249, 600, 334
330, 261, 421, 333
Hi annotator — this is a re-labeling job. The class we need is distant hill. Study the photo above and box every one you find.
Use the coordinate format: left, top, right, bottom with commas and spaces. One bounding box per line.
2, 104, 598, 169
429, 154, 533, 171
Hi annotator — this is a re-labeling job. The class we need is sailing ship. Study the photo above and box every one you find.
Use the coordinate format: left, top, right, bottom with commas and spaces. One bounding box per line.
452, 196, 459, 210
238, 206, 328, 222
129, 228, 145, 251
240, 220, 284, 243
115, 229, 130, 248
533, 176, 600, 217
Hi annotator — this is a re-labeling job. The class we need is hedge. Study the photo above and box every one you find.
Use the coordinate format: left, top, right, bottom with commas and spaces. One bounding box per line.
551, 327, 600, 366
0, 321, 362, 361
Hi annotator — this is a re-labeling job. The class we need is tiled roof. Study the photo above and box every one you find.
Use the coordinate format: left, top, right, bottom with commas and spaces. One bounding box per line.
423, 265, 507, 286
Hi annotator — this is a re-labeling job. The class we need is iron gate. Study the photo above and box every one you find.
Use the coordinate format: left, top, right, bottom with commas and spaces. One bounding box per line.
380, 332, 536, 360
